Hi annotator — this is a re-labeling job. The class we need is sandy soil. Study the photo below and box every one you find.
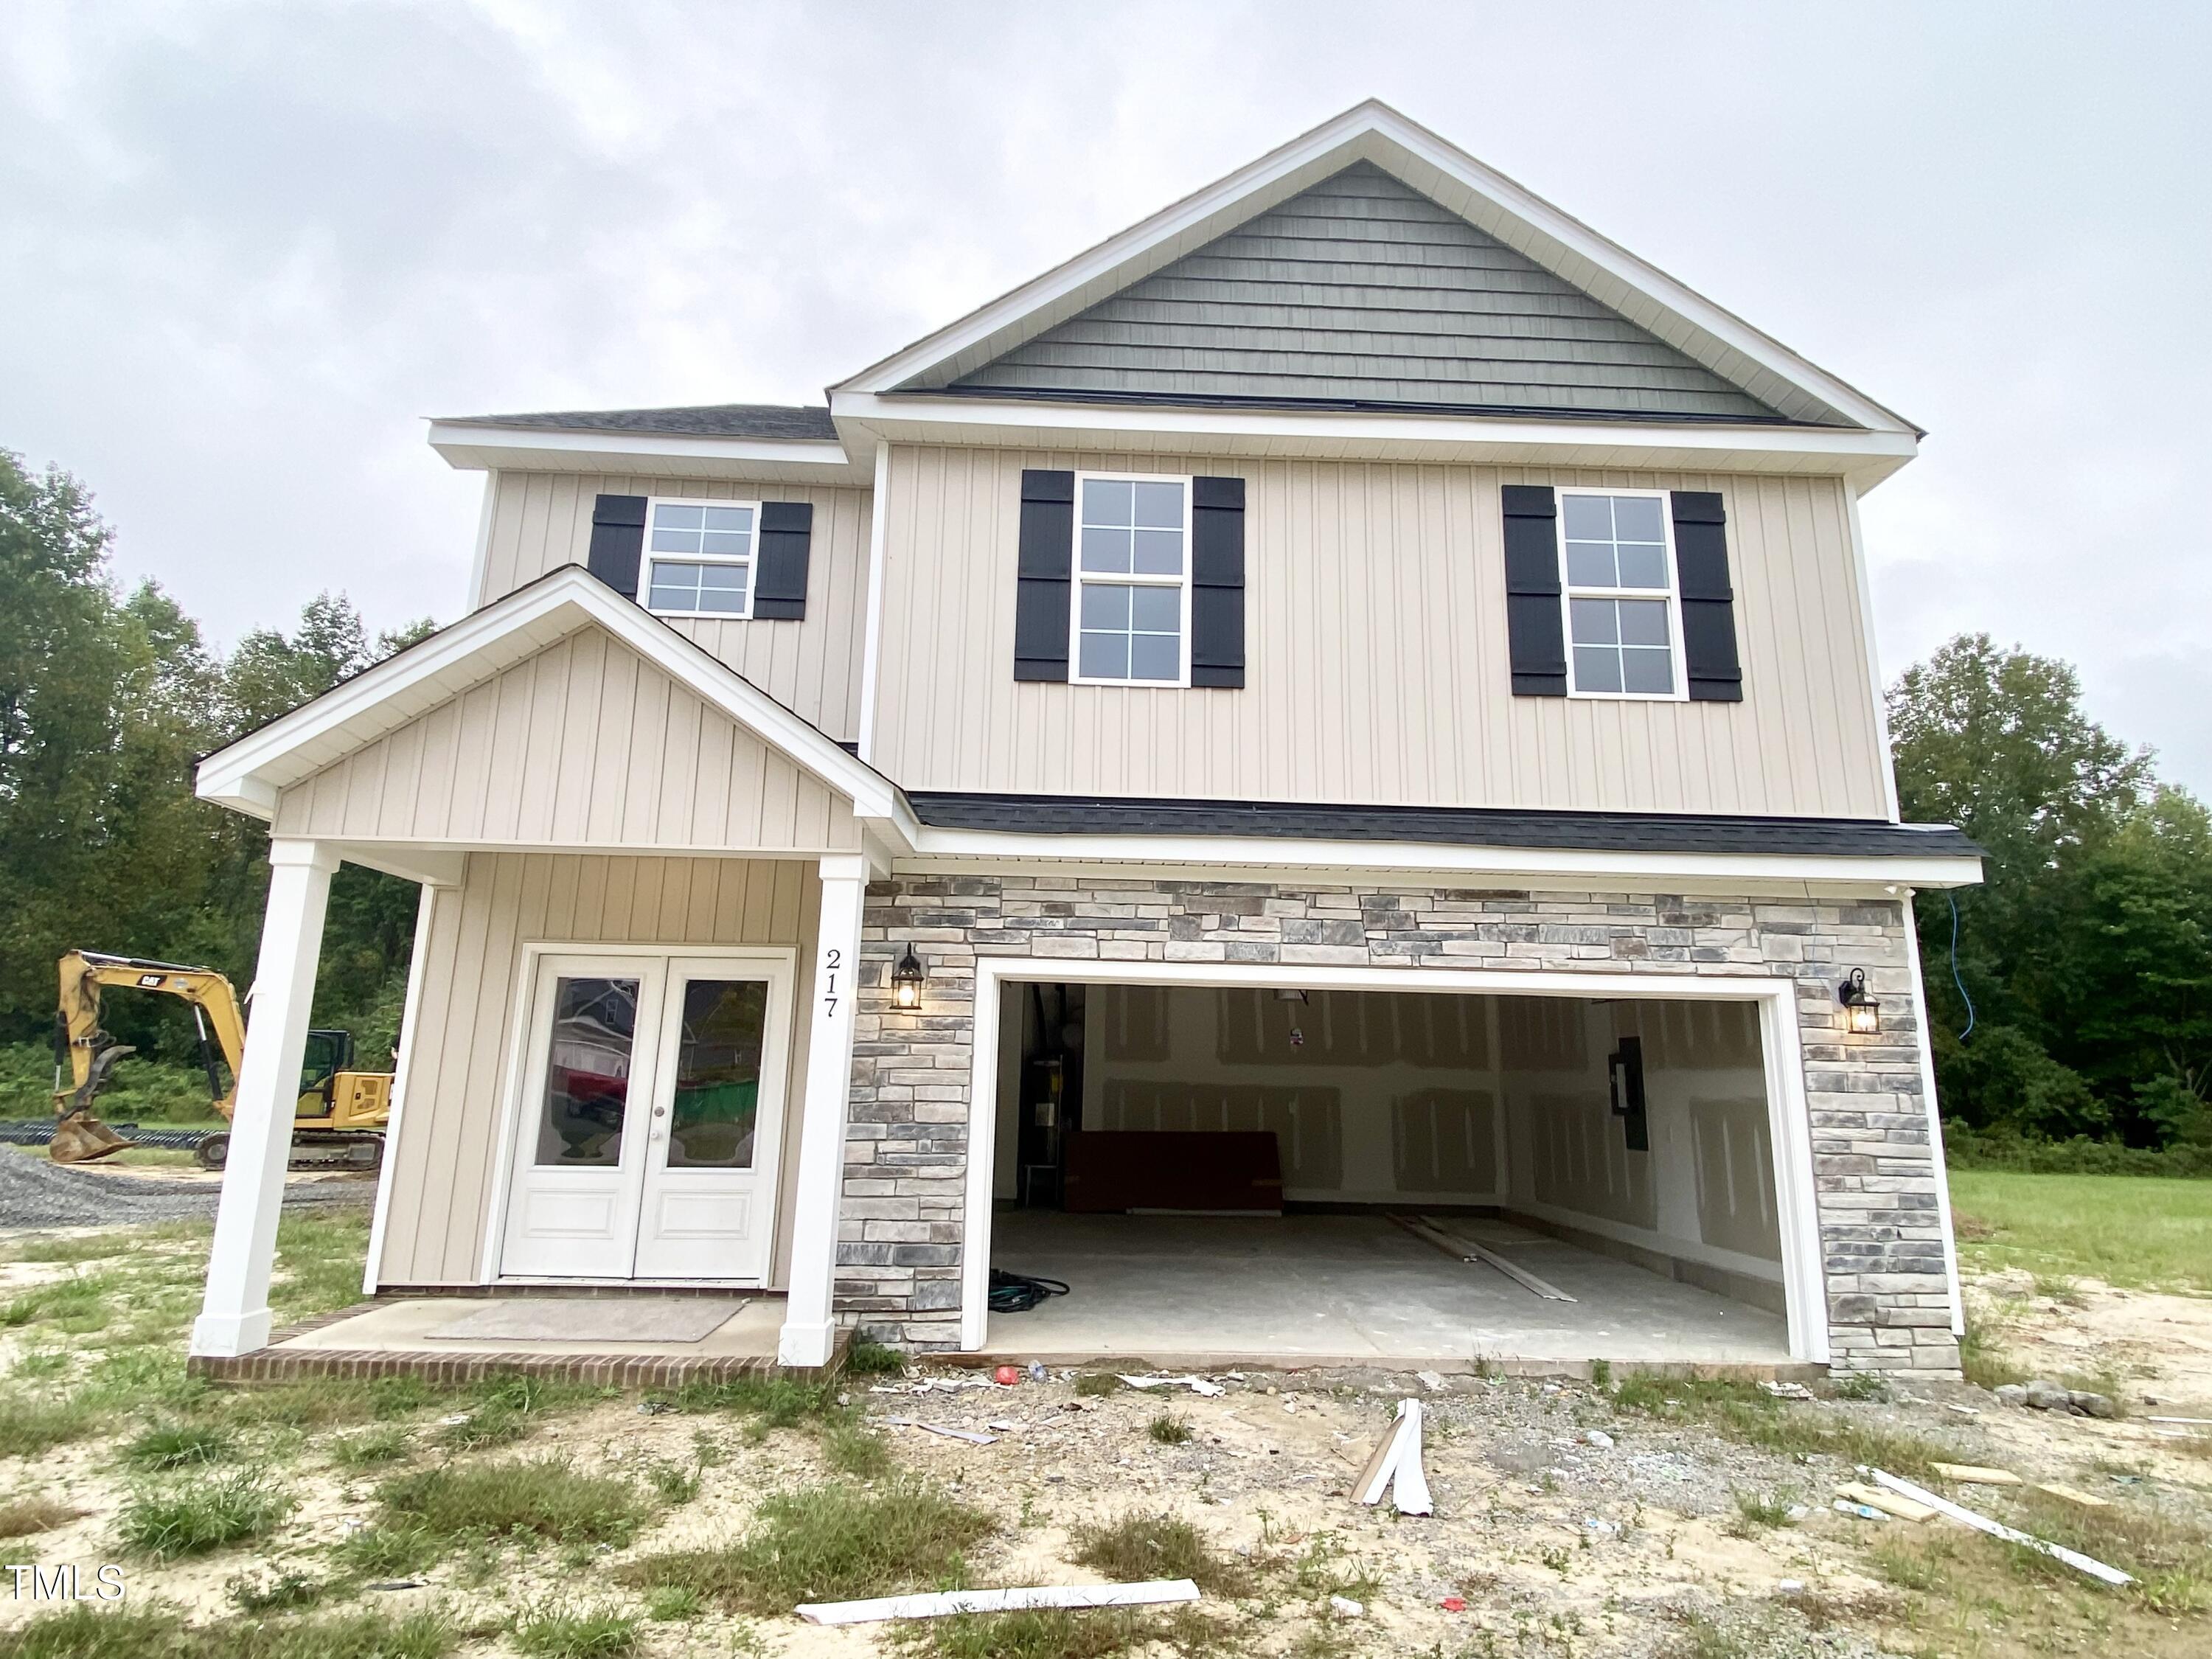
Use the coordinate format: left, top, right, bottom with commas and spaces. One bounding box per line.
4, 1259, 2211, 1655
1966, 1267, 2212, 1415
0, 1360, 2050, 1658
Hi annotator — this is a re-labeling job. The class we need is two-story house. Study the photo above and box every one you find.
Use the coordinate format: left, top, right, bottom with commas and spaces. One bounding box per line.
186, 103, 1979, 1381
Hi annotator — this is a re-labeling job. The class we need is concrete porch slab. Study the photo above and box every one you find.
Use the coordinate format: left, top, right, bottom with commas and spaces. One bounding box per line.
978, 1211, 1801, 1376
189, 1293, 838, 1385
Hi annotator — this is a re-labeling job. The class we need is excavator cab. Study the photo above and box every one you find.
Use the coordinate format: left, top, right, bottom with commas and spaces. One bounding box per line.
296, 1029, 354, 1117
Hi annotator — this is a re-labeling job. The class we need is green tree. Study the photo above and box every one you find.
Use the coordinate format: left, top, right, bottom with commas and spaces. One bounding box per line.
0, 451, 229, 1039
0, 448, 436, 1092
1892, 634, 2212, 1145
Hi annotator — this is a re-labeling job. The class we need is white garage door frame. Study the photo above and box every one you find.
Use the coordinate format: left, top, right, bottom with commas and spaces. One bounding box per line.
961, 959, 1827, 1363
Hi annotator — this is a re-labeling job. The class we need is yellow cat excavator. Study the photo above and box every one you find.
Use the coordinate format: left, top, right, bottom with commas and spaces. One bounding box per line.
52, 951, 391, 1171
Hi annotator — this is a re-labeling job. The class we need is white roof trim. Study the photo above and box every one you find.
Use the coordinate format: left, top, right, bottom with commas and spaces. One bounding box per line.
195, 566, 901, 823
427, 421, 863, 483
831, 391, 1919, 490
834, 100, 1916, 437
894, 824, 1982, 891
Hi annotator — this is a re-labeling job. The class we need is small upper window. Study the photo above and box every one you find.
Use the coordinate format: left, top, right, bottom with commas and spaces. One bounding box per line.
644, 499, 757, 617
1073, 475, 1188, 684
1559, 490, 1681, 698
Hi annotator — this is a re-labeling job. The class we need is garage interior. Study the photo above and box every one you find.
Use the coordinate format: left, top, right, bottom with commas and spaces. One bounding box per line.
985, 982, 1798, 1368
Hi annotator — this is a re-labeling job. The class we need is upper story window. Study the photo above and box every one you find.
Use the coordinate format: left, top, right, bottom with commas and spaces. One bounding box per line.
1073, 473, 1189, 685
644, 498, 757, 617
1559, 490, 1683, 699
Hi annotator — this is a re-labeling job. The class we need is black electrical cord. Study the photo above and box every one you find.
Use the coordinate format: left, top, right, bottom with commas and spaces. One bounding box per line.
988, 1269, 1071, 1314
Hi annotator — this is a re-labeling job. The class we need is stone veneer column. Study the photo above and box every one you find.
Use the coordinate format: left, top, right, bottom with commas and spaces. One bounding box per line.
842, 875, 1958, 1375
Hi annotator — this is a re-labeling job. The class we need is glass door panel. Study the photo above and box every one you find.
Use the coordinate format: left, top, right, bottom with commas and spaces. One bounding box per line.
666, 978, 767, 1169
533, 976, 642, 1166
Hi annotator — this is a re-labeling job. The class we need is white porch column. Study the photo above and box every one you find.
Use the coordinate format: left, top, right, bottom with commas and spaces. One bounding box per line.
779, 853, 868, 1367
191, 838, 338, 1358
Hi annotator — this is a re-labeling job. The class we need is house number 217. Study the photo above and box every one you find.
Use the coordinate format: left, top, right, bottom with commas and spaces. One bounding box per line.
821, 947, 842, 1019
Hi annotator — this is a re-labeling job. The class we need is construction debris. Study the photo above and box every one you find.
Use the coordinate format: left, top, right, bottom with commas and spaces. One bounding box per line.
1118, 1374, 1225, 1397
1328, 1595, 1366, 1618
798, 1579, 1201, 1626
2146, 1415, 2212, 1426
1759, 1380, 1815, 1401
2034, 1481, 2112, 1509
1865, 1468, 2132, 1587
1833, 1499, 1889, 1522
1994, 1380, 2118, 1418
1352, 1399, 1433, 1516
1835, 1481, 1935, 1522
1393, 1214, 1576, 1301
1929, 1461, 2021, 1486
883, 1418, 998, 1446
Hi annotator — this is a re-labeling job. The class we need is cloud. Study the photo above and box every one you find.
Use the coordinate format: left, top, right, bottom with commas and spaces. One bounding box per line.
4, 1, 2208, 788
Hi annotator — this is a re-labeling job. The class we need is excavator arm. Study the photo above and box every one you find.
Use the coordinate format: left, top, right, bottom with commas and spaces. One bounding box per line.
52, 952, 248, 1163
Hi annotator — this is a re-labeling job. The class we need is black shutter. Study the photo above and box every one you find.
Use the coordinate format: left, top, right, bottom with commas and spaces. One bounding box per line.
1189, 476, 1245, 688
1671, 491, 1742, 702
752, 501, 812, 619
587, 494, 647, 599
1500, 484, 1568, 696
1013, 469, 1074, 681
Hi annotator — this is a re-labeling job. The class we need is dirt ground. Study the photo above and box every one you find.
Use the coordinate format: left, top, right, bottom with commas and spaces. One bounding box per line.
3, 1230, 2210, 1658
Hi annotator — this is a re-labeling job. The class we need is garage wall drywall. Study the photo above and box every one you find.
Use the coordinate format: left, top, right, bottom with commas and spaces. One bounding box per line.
1080, 985, 1502, 1204
1496, 996, 1780, 1282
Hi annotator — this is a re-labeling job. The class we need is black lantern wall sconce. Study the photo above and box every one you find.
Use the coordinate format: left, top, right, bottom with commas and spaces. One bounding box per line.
1837, 967, 1879, 1036
891, 946, 928, 1009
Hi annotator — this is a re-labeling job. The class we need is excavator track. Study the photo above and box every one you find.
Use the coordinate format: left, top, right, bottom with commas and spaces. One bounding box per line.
193, 1130, 384, 1174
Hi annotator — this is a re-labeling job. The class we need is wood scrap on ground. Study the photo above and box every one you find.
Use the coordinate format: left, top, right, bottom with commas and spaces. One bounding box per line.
1865, 1469, 2133, 1587
883, 1417, 997, 1445
1835, 1480, 1935, 1522
798, 1579, 1201, 1626
1352, 1398, 1433, 1515
1389, 1215, 1576, 1302
1930, 1461, 2022, 1485
2035, 1481, 2112, 1508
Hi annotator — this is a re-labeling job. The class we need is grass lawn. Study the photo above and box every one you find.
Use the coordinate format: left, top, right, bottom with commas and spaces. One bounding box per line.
1948, 1168, 2212, 1293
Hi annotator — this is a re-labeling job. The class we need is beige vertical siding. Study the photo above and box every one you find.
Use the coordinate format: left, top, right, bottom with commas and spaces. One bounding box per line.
375, 853, 820, 1289
869, 446, 1890, 818
272, 630, 860, 854
478, 471, 870, 742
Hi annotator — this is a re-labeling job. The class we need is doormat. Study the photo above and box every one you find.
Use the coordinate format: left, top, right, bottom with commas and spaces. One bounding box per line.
427, 1298, 747, 1344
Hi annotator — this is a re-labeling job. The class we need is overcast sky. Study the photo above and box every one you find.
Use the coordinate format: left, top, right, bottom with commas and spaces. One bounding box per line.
6, 1, 2208, 787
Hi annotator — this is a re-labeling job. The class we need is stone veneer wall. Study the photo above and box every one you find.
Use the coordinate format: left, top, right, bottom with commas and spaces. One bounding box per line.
846, 876, 1959, 1375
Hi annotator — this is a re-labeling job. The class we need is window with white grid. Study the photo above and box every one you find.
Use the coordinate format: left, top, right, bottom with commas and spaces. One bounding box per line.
1559, 490, 1682, 698
1071, 474, 1189, 685
643, 499, 758, 618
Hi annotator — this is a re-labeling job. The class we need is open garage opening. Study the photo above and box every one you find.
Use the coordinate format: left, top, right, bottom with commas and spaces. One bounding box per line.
974, 973, 1812, 1373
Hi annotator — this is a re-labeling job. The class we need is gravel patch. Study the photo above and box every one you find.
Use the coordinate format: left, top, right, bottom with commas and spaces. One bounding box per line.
0, 1152, 372, 1229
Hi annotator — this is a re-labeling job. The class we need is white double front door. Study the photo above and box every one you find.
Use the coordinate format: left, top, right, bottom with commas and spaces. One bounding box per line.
498, 949, 793, 1283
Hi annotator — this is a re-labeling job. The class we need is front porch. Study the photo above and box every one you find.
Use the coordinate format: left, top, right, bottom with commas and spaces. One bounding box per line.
182, 573, 904, 1377
188, 1290, 846, 1385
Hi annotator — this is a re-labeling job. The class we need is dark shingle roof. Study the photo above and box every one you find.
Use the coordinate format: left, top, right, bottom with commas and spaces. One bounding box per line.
904, 791, 1980, 860
438, 403, 838, 441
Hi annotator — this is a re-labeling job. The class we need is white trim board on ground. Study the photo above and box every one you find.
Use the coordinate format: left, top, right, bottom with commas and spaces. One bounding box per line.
960, 958, 1826, 1364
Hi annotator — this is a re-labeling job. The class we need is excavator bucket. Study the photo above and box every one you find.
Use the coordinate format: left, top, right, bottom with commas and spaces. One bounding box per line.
51, 1110, 134, 1164
50, 1040, 137, 1164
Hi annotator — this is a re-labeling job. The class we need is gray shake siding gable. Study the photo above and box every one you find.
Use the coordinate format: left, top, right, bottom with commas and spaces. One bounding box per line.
843, 874, 1959, 1376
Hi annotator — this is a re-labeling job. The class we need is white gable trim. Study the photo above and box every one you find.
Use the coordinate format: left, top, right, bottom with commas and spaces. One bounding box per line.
427, 421, 863, 484
834, 100, 1915, 438
196, 566, 901, 823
